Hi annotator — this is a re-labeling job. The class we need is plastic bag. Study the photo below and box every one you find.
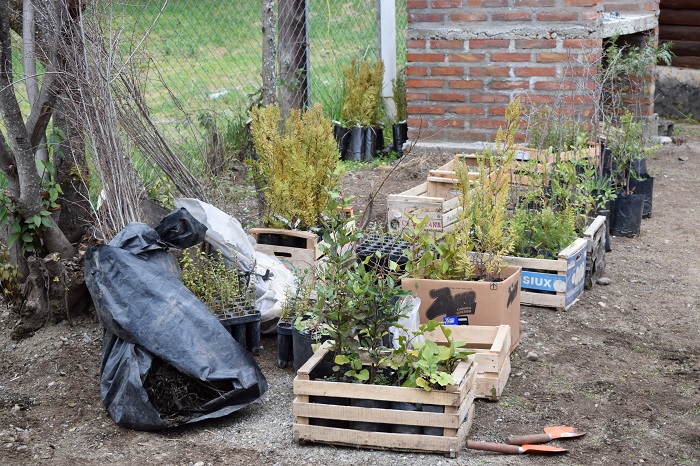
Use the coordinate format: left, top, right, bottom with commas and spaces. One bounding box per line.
391, 295, 424, 349
85, 209, 268, 430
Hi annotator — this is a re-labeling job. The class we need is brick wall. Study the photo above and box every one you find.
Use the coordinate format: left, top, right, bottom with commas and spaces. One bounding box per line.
603, 1, 659, 14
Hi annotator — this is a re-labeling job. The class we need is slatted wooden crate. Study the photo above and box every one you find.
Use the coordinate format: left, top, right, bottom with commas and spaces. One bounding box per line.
249, 228, 319, 273
292, 347, 478, 458
583, 215, 607, 289
387, 182, 461, 236
502, 238, 588, 310
424, 325, 512, 401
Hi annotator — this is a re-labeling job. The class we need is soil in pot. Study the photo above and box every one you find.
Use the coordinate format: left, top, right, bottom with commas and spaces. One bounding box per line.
629, 175, 654, 218
612, 192, 644, 237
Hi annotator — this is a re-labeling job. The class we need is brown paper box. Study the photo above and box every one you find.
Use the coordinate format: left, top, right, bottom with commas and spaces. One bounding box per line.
401, 265, 521, 352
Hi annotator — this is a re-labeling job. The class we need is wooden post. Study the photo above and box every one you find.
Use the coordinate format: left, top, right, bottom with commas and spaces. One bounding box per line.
378, 0, 397, 119
278, 0, 309, 116
261, 0, 276, 106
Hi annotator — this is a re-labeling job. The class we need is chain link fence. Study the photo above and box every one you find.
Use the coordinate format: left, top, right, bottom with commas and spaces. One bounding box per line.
116, 0, 406, 149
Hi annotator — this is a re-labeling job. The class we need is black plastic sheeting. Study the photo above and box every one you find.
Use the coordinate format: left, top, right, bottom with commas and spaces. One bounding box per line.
85, 208, 268, 430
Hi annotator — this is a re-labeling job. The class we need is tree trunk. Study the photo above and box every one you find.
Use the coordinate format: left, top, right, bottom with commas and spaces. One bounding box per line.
277, 0, 308, 116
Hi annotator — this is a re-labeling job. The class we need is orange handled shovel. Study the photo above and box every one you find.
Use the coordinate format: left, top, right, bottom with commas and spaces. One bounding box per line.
506, 426, 586, 445
466, 440, 567, 455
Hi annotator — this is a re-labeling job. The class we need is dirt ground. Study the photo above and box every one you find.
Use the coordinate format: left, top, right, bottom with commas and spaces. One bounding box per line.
1, 126, 699, 466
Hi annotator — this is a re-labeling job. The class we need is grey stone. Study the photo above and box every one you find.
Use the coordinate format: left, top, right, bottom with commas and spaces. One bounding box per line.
526, 352, 539, 361
596, 277, 612, 285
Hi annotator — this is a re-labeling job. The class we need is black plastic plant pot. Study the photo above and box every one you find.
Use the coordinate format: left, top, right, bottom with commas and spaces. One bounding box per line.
421, 404, 445, 436
292, 326, 326, 371
220, 309, 261, 355
390, 401, 422, 434
362, 126, 378, 162
611, 192, 644, 237
277, 320, 294, 368
630, 158, 648, 177
628, 175, 654, 218
393, 122, 408, 157
333, 124, 351, 161
596, 203, 613, 253
601, 147, 614, 178
346, 126, 363, 161
348, 397, 390, 432
374, 125, 385, 153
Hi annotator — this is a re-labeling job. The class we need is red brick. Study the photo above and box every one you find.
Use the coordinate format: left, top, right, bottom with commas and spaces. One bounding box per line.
452, 105, 485, 115
431, 67, 464, 76
406, 66, 428, 76
536, 53, 569, 63
449, 79, 483, 89
432, 0, 462, 7
536, 12, 578, 21
431, 40, 465, 49
434, 119, 465, 128
407, 53, 445, 62
491, 53, 531, 62
489, 80, 529, 90
407, 0, 428, 7
521, 95, 555, 104
469, 67, 510, 77
515, 39, 556, 49
407, 40, 427, 50
407, 79, 444, 88
469, 40, 509, 49
515, 67, 556, 77
492, 12, 532, 21
409, 13, 445, 22
534, 80, 577, 91
408, 105, 445, 115
489, 106, 507, 116
406, 92, 428, 101
430, 93, 466, 102
449, 12, 488, 21
469, 0, 507, 6
563, 95, 595, 105
471, 119, 508, 129
407, 117, 430, 128
515, 0, 554, 5
471, 94, 510, 103
449, 53, 486, 63
563, 0, 598, 5
563, 39, 601, 49
581, 11, 600, 20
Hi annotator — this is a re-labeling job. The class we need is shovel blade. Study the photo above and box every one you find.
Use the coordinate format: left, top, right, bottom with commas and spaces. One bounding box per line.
522, 444, 568, 454
544, 425, 586, 439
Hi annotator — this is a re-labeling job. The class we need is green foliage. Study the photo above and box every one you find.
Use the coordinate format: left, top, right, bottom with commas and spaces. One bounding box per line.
340, 58, 385, 126
392, 70, 407, 123
606, 112, 658, 191
390, 322, 474, 392
511, 206, 577, 258
0, 243, 20, 302
249, 103, 343, 229
180, 247, 254, 316
0, 129, 64, 254
526, 106, 592, 153
198, 109, 251, 176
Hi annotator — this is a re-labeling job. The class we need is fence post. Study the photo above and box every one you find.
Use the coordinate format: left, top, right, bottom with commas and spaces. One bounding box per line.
278, 0, 309, 116
262, 0, 277, 106
378, 0, 397, 119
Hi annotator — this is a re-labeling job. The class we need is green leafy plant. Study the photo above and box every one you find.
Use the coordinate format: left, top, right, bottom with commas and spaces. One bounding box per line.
510, 206, 577, 259
392, 70, 407, 123
340, 58, 385, 127
0, 243, 20, 302
0, 129, 64, 254
180, 247, 254, 317
390, 322, 474, 392
249, 103, 343, 229
606, 112, 658, 192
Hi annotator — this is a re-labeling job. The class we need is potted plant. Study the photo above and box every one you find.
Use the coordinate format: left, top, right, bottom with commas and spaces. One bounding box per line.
180, 247, 261, 353
390, 69, 408, 158
338, 57, 385, 162
606, 112, 655, 236
400, 98, 523, 349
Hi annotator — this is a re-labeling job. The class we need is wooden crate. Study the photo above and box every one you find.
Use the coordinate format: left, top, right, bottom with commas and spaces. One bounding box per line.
424, 325, 511, 401
249, 228, 319, 273
583, 215, 607, 289
292, 347, 478, 458
503, 237, 588, 310
387, 182, 461, 236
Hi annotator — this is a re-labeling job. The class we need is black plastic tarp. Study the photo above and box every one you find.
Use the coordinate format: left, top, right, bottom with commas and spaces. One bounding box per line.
85, 208, 268, 430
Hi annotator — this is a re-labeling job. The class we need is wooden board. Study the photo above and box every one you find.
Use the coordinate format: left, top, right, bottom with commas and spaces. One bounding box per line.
502, 238, 588, 310
292, 346, 477, 457
387, 182, 461, 235
584, 215, 607, 290
423, 325, 512, 400
249, 228, 319, 274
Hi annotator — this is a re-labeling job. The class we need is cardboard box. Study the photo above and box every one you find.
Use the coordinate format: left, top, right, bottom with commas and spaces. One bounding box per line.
401, 265, 521, 352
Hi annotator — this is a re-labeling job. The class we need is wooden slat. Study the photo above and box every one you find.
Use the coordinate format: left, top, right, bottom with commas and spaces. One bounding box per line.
292, 401, 461, 429
521, 290, 565, 309
669, 55, 700, 68
293, 424, 462, 455
659, 9, 700, 27
503, 255, 568, 272
661, 0, 700, 9
475, 356, 511, 401
664, 40, 700, 57
558, 238, 588, 260
659, 25, 700, 41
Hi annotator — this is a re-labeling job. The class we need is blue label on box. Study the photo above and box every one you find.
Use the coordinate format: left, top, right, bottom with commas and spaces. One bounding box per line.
443, 316, 459, 325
